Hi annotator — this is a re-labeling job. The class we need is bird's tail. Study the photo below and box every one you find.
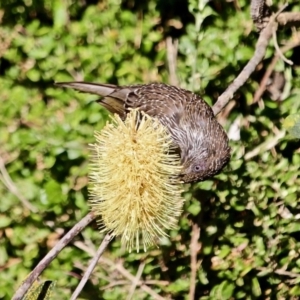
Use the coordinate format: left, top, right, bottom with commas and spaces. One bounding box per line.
55, 81, 129, 117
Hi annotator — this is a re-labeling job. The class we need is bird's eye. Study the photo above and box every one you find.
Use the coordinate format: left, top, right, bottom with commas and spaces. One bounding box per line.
194, 165, 202, 172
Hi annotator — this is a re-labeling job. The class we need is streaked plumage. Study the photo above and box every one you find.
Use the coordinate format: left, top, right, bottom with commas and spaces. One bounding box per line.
55, 82, 230, 183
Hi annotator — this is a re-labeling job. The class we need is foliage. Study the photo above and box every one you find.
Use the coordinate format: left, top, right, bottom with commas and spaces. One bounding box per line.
0, 0, 300, 299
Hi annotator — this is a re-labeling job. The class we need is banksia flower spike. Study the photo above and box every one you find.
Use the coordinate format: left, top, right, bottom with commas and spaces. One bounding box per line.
89, 109, 184, 252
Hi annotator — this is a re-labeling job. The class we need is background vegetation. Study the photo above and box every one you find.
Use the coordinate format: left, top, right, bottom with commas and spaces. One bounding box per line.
1, 0, 300, 299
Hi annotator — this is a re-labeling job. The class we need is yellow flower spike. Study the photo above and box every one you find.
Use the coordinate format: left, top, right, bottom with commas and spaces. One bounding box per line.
89, 109, 184, 252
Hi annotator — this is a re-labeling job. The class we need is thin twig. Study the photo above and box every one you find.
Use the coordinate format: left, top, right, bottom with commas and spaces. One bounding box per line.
166, 36, 179, 86
71, 232, 115, 300
277, 12, 300, 28
73, 240, 97, 256
274, 269, 300, 278
74, 241, 166, 300
217, 100, 237, 126
188, 223, 201, 300
253, 33, 300, 103
144, 280, 169, 286
101, 258, 166, 300
101, 279, 169, 290
212, 5, 289, 116
272, 27, 293, 65
0, 155, 37, 212
126, 262, 145, 300
244, 130, 285, 160
134, 11, 143, 49
212, 16, 276, 115
12, 212, 96, 300
257, 267, 300, 278
101, 280, 131, 290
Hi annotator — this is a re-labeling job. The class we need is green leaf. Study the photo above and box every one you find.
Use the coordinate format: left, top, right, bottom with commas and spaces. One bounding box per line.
252, 277, 261, 297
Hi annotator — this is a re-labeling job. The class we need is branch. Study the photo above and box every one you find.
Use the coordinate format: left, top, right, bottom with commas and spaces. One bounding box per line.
250, 0, 271, 30
277, 12, 300, 28
212, 6, 299, 115
166, 36, 179, 86
212, 14, 276, 115
272, 27, 293, 65
0, 155, 37, 212
73, 241, 166, 300
101, 258, 166, 300
70, 232, 115, 300
12, 212, 96, 300
101, 279, 169, 290
244, 130, 285, 160
188, 223, 201, 300
253, 33, 300, 103
258, 267, 300, 278
126, 262, 145, 300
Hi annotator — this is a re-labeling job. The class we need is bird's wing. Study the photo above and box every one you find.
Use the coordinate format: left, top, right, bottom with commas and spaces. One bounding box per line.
56, 82, 196, 123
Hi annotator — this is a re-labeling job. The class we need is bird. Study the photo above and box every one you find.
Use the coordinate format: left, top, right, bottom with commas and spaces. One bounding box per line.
55, 82, 231, 183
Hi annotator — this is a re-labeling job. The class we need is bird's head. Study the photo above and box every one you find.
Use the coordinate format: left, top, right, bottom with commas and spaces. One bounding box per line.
179, 146, 230, 183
